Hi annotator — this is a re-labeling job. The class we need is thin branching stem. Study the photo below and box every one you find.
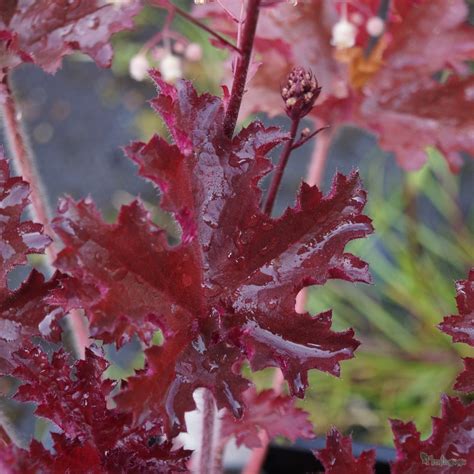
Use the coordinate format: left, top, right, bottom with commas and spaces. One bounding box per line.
263, 117, 300, 215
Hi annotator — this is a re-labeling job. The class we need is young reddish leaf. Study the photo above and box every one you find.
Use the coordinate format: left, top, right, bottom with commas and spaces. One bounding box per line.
0, 0, 141, 99
438, 269, 474, 392
12, 345, 191, 472
221, 387, 314, 448
315, 428, 376, 474
391, 395, 474, 473
54, 74, 372, 434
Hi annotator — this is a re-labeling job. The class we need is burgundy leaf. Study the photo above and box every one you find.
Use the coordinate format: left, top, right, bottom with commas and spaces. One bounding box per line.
53, 74, 372, 434
454, 358, 474, 393
221, 387, 314, 448
391, 395, 474, 473
12, 345, 191, 472
438, 269, 474, 347
0, 153, 50, 294
0, 152, 64, 375
0, 270, 65, 374
0, 0, 141, 99
438, 269, 474, 393
315, 428, 375, 474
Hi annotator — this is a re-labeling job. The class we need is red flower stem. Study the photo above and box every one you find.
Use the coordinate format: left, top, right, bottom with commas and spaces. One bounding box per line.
263, 117, 300, 215
172, 3, 241, 54
199, 389, 216, 474
1, 74, 89, 359
223, 0, 262, 138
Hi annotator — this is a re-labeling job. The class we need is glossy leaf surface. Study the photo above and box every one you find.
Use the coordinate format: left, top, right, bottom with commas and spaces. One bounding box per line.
316, 428, 375, 474
221, 387, 314, 448
11, 345, 191, 473
391, 395, 474, 473
0, 0, 141, 99
53, 73, 373, 433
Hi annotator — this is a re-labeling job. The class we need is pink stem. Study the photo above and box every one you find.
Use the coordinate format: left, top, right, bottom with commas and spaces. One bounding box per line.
199, 389, 216, 474
1, 76, 55, 257
244, 123, 333, 474
1, 74, 89, 358
223, 0, 262, 138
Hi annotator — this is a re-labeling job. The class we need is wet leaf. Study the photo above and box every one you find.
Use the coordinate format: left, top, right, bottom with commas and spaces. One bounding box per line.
315, 428, 376, 474
53, 73, 372, 434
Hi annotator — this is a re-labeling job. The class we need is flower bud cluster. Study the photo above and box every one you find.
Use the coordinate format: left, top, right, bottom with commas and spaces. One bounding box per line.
281, 67, 321, 120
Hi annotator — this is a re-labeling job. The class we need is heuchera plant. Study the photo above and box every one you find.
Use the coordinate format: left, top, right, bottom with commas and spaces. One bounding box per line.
0, 0, 472, 473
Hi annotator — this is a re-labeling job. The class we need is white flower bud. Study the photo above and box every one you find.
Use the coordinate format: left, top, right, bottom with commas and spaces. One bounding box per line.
366, 16, 385, 37
159, 53, 183, 83
185, 43, 203, 62
129, 54, 149, 82
331, 18, 357, 50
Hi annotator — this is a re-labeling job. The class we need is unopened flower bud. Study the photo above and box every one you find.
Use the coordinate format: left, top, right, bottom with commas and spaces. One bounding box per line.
331, 18, 357, 49
159, 53, 182, 83
185, 43, 203, 62
366, 16, 385, 37
281, 67, 321, 120
129, 54, 149, 82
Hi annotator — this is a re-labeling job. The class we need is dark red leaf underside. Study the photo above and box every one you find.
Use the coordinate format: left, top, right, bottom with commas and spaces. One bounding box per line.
11, 345, 191, 473
221, 387, 314, 448
391, 396, 474, 473
0, 0, 141, 100
315, 428, 375, 474
53, 72, 372, 434
438, 269, 474, 392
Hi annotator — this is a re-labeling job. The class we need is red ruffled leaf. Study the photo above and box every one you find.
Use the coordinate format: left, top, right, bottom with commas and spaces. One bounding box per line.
315, 428, 375, 474
454, 358, 474, 393
438, 269, 474, 393
0, 152, 65, 374
221, 387, 314, 448
391, 395, 474, 473
53, 74, 372, 434
11, 345, 191, 473
439, 269, 474, 347
0, 0, 141, 99
0, 154, 50, 293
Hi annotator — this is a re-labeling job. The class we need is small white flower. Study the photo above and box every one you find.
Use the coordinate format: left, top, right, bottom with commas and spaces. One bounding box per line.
129, 54, 149, 82
185, 43, 203, 62
366, 16, 385, 37
331, 18, 357, 50
160, 53, 183, 83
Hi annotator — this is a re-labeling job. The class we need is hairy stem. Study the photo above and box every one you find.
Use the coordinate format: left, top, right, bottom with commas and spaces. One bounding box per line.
1, 76, 55, 258
199, 389, 216, 474
223, 0, 262, 138
1, 74, 89, 358
263, 117, 300, 215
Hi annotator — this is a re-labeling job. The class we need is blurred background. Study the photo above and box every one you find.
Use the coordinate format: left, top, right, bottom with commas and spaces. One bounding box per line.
1, 0, 473, 454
